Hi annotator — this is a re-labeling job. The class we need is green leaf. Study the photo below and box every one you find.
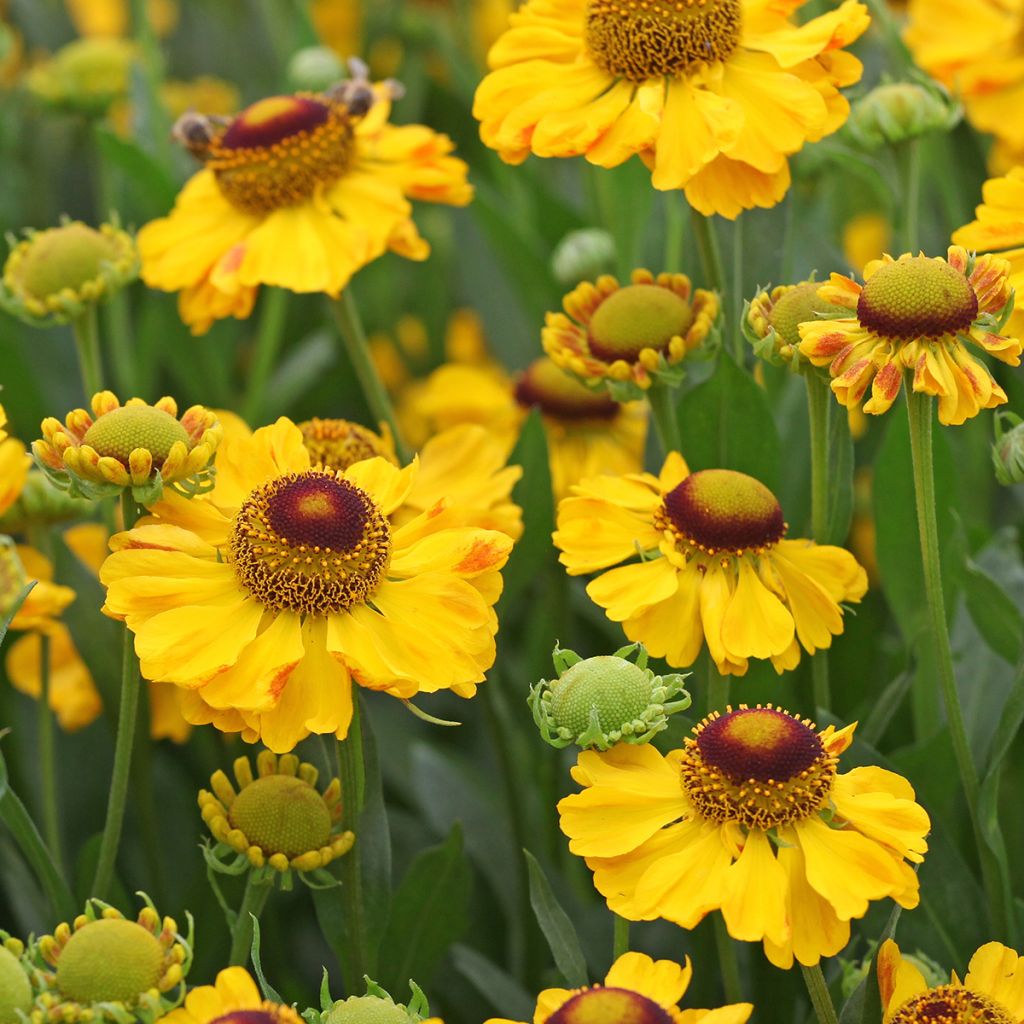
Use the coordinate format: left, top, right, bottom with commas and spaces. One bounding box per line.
675, 354, 782, 492
93, 125, 178, 215
837, 902, 903, 1024
451, 944, 535, 1021
826, 399, 855, 546
377, 823, 471, 993
962, 561, 1024, 665
0, 579, 35, 648
250, 917, 285, 1004
523, 850, 588, 987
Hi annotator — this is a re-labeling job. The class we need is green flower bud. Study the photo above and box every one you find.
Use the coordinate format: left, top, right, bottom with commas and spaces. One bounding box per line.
0, 942, 32, 1024
844, 80, 961, 151
993, 412, 1024, 485
288, 47, 347, 93
0, 471, 92, 532
320, 979, 429, 1024
26, 38, 137, 117
530, 643, 690, 750
551, 228, 617, 288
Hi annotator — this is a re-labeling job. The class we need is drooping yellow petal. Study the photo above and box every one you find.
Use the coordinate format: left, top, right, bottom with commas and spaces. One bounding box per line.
604, 951, 693, 1009
719, 829, 789, 945
721, 557, 794, 659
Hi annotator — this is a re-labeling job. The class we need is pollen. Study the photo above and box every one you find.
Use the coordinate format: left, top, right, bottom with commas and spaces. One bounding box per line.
768, 281, 850, 350
548, 987, 674, 1024
660, 468, 785, 555
82, 406, 190, 466
515, 358, 618, 420
298, 418, 396, 471
587, 283, 694, 362
230, 470, 391, 615
228, 775, 333, 859
888, 986, 1015, 1024
679, 706, 836, 830
857, 256, 979, 340
55, 919, 165, 1005
584, 0, 742, 82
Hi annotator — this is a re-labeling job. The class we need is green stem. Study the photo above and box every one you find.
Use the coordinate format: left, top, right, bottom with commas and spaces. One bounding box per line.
337, 697, 368, 990
691, 211, 725, 308
71, 307, 104, 398
663, 192, 685, 274
37, 632, 62, 866
647, 382, 682, 456
331, 290, 410, 462
897, 138, 922, 253
242, 288, 289, 426
730, 217, 745, 363
613, 915, 630, 959
91, 491, 142, 900
703, 651, 729, 716
713, 916, 743, 1004
228, 873, 273, 966
801, 964, 839, 1024
805, 372, 832, 711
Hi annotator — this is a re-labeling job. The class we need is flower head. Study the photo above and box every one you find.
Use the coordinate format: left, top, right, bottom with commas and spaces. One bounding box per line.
100, 418, 513, 752
745, 279, 850, 367
486, 951, 751, 1024
0, 407, 30, 519
554, 453, 867, 675
33, 392, 221, 504
798, 247, 1020, 425
530, 642, 690, 750
0, 938, 32, 1024
473, 0, 869, 218
544, 270, 718, 398
993, 412, 1024, 485
0, 221, 137, 327
158, 967, 302, 1024
139, 64, 471, 334
300, 417, 398, 470
26, 37, 136, 116
844, 79, 960, 151
560, 709, 929, 968
30, 898, 191, 1024
878, 940, 1024, 1024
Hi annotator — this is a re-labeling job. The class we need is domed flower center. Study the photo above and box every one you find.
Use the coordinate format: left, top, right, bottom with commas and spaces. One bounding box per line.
0, 945, 31, 1023
769, 281, 850, 349
205, 94, 356, 215
856, 256, 978, 340
587, 283, 694, 362
55, 919, 165, 1005
661, 469, 785, 554
889, 985, 1015, 1024
584, 0, 742, 82
548, 987, 674, 1024
322, 995, 411, 1024
515, 358, 618, 420
16, 223, 123, 299
298, 418, 396, 471
230, 470, 391, 615
680, 707, 835, 829
549, 656, 656, 736
229, 774, 333, 858
82, 406, 190, 466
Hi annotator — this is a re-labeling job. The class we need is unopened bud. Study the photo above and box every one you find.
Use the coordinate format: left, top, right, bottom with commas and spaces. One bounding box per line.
845, 80, 960, 151
993, 412, 1024, 485
552, 228, 616, 288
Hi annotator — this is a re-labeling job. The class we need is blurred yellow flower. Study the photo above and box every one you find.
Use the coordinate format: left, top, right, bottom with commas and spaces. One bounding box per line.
843, 211, 892, 275
64, 0, 178, 39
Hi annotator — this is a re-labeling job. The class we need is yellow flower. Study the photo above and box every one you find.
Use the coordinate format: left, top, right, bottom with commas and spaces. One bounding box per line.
0, 406, 30, 518
138, 75, 472, 335
159, 967, 301, 1024
3, 544, 75, 632
798, 247, 1021, 426
559, 708, 929, 968
745, 279, 850, 366
905, 0, 1024, 153
64, 0, 178, 39
878, 939, 1024, 1024
26, 37, 137, 117
473, 0, 869, 218
486, 951, 752, 1024
311, 0, 362, 59
515, 357, 647, 500
100, 418, 514, 752
554, 453, 867, 675
199, 749, 354, 876
33, 392, 221, 504
543, 269, 718, 395
160, 76, 239, 122
843, 212, 892, 275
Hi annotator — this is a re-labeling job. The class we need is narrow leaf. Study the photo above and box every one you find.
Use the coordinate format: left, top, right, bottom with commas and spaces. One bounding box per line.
451, 944, 535, 1021
524, 850, 589, 987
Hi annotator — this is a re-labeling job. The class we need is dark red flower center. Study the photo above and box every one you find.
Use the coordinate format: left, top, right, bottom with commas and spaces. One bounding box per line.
889, 985, 1014, 1024
515, 357, 618, 420
221, 96, 330, 150
697, 707, 824, 783
548, 988, 674, 1024
266, 475, 370, 553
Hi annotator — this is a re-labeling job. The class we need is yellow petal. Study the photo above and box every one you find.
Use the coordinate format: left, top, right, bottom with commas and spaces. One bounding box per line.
586, 557, 680, 622
604, 951, 692, 1008
720, 830, 789, 944
721, 557, 794, 659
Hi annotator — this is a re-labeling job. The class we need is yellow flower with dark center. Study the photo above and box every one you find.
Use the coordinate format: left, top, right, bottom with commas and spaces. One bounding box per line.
878, 940, 1024, 1024
300, 417, 398, 470
905, 0, 1024, 153
560, 707, 929, 968
543, 270, 718, 396
158, 967, 301, 1024
514, 357, 647, 500
199, 749, 353, 877
798, 247, 1021, 426
473, 0, 869, 218
745, 279, 850, 366
554, 453, 867, 675
486, 951, 751, 1024
138, 73, 472, 335
33, 392, 221, 503
100, 418, 513, 752
31, 899, 190, 1024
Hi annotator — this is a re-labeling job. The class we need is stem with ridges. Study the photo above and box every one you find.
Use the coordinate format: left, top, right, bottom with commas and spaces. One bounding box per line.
613, 915, 630, 959
663, 192, 685, 274
647, 382, 682, 456
801, 964, 839, 1024
897, 138, 922, 253
71, 307, 103, 398
713, 916, 743, 1003
228, 872, 273, 966
37, 632, 62, 865
805, 371, 832, 710
337, 697, 368, 990
91, 490, 141, 900
242, 288, 289, 425
691, 211, 727, 335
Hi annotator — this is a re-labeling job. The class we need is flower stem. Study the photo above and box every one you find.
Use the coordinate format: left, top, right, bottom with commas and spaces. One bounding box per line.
228, 873, 273, 966
337, 697, 368, 990
730, 217, 745, 362
801, 964, 839, 1024
805, 372, 832, 710
71, 306, 104, 398
713, 915, 743, 1003
647, 381, 682, 456
703, 651, 729, 715
691, 211, 728, 342
331, 290, 410, 462
37, 632, 62, 867
613, 914, 630, 959
242, 288, 289, 426
897, 138, 922, 253
91, 491, 141, 900
663, 192, 685, 274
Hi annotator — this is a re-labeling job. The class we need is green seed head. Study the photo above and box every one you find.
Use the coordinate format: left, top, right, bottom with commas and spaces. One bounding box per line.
768, 282, 849, 350
229, 774, 332, 858
82, 406, 189, 466
0, 946, 31, 1024
15, 224, 122, 301
322, 996, 411, 1024
588, 284, 694, 362
55, 919, 164, 1005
